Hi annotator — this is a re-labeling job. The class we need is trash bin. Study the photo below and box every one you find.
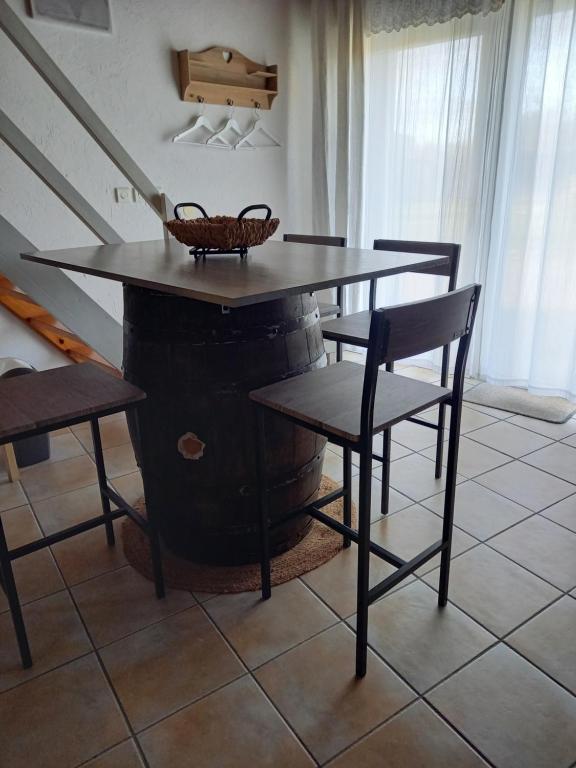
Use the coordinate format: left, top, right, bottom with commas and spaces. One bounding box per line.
0, 358, 51, 467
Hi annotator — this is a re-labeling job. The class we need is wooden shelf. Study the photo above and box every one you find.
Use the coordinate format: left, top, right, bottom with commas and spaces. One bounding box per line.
178, 47, 278, 109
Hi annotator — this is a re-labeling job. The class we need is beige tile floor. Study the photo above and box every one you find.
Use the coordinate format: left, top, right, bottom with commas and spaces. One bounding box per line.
1, 364, 576, 767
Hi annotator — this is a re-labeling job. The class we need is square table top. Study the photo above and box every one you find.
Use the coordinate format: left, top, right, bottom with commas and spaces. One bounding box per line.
22, 239, 450, 308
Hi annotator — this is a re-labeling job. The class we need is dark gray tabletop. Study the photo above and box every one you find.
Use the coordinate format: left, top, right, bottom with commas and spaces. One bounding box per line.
22, 239, 450, 308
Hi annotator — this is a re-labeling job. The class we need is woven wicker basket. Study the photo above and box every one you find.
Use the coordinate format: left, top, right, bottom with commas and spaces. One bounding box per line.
165, 203, 279, 251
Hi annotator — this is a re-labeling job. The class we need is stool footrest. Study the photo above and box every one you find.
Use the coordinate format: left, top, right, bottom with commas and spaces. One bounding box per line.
6, 484, 145, 562
368, 539, 445, 604
269, 486, 347, 530
308, 501, 406, 569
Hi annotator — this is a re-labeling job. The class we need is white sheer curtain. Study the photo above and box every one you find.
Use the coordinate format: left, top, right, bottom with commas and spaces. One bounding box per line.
359, 4, 512, 371
481, 0, 576, 398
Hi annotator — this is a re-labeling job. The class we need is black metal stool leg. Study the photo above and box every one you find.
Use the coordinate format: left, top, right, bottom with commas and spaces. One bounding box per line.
343, 446, 352, 548
256, 408, 271, 600
380, 361, 394, 516
0, 522, 32, 668
336, 286, 343, 363
438, 401, 461, 607
147, 515, 166, 600
355, 443, 373, 678
380, 429, 391, 515
435, 404, 446, 479
435, 344, 450, 479
90, 417, 115, 547
134, 410, 165, 599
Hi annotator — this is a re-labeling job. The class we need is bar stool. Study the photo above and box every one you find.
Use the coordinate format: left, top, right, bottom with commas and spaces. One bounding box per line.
0, 363, 165, 668
283, 234, 347, 361
322, 240, 460, 515
250, 285, 480, 678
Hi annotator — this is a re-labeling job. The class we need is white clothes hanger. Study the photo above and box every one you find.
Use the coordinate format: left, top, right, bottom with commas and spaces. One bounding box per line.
236, 105, 281, 149
206, 102, 244, 149
172, 100, 222, 146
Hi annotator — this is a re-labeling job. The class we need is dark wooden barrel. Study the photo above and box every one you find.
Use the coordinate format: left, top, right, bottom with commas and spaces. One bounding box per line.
123, 285, 327, 565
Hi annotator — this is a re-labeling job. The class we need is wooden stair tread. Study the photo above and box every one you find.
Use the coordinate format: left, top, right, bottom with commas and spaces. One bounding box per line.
0, 271, 118, 375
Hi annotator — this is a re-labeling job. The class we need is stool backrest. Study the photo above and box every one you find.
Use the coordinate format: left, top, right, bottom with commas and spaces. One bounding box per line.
370, 239, 460, 309
283, 234, 347, 247
360, 285, 481, 436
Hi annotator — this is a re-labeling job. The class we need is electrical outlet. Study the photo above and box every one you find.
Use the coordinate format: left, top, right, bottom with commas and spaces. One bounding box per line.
115, 187, 132, 203
132, 188, 144, 203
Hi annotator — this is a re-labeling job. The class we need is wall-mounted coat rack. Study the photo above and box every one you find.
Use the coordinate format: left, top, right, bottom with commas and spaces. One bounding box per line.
177, 47, 278, 110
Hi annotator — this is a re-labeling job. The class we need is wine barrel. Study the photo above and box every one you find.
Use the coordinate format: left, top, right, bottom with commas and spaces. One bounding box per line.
123, 285, 327, 565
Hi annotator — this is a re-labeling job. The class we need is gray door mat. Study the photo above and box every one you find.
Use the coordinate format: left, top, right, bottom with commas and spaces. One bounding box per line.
464, 383, 576, 423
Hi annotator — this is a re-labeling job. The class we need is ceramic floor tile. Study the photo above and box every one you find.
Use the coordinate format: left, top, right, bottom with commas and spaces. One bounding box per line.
422, 480, 532, 540
74, 418, 132, 452
507, 414, 576, 441
204, 580, 337, 668
0, 480, 27, 512
1, 503, 41, 547
322, 450, 359, 482
51, 517, 128, 586
428, 644, 576, 768
20, 454, 97, 502
101, 606, 244, 730
0, 591, 91, 693
540, 493, 576, 532
32, 483, 104, 536
301, 546, 410, 618
351, 474, 412, 522
422, 404, 498, 433
466, 421, 552, 458
328, 700, 488, 767
421, 436, 511, 479
96, 443, 138, 479
83, 740, 145, 767
379, 453, 465, 502
111, 471, 144, 506
460, 400, 515, 420
508, 596, 576, 694
422, 545, 560, 636
372, 432, 413, 461
0, 654, 128, 768
45, 431, 86, 463
256, 623, 414, 764
72, 565, 195, 647
562, 432, 576, 447
139, 675, 314, 768
476, 460, 575, 512
0, 505, 64, 613
401, 365, 440, 382
370, 504, 476, 575
522, 442, 576, 483
357, 581, 494, 692
389, 420, 440, 451
489, 515, 576, 591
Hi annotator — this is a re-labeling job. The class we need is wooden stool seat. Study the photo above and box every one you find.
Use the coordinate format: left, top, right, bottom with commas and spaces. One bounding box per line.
0, 363, 144, 442
251, 361, 449, 443
322, 310, 372, 345
0, 363, 165, 669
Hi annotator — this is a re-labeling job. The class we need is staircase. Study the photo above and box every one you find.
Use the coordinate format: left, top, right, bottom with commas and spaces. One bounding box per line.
0, 272, 119, 374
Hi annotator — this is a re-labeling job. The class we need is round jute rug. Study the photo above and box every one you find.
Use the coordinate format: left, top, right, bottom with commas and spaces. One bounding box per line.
122, 475, 356, 593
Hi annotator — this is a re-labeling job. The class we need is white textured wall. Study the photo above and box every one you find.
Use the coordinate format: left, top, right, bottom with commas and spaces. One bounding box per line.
0, 303, 68, 370
0, 0, 314, 341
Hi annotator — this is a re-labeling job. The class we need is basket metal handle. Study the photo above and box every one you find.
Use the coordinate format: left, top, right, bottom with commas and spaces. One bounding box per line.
237, 204, 272, 222
174, 202, 209, 221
